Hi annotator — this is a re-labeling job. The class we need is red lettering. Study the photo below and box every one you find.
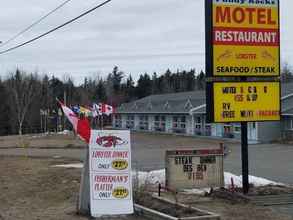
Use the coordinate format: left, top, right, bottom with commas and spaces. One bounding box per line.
257, 8, 266, 24
215, 6, 277, 25
233, 8, 245, 23
267, 9, 276, 25
216, 6, 231, 23
245, 8, 256, 24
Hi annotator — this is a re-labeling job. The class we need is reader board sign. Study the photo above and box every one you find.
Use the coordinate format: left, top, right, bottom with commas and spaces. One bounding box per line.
207, 81, 280, 123
165, 148, 224, 189
205, 0, 280, 77
89, 130, 133, 216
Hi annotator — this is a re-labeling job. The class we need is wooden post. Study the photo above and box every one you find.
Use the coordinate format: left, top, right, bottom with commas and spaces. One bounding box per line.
158, 183, 161, 197
78, 146, 91, 215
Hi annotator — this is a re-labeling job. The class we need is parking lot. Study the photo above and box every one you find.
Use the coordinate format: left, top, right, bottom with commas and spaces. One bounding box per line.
1, 132, 293, 184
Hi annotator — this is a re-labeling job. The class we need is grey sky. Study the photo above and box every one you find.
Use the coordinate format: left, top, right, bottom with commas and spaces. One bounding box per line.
0, 0, 292, 84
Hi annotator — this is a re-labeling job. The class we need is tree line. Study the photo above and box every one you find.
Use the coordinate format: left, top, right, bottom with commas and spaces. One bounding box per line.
1, 63, 292, 137
0, 67, 206, 136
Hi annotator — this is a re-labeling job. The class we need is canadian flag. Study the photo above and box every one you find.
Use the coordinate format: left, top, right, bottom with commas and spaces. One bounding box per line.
100, 103, 115, 116
57, 100, 91, 143
92, 103, 114, 116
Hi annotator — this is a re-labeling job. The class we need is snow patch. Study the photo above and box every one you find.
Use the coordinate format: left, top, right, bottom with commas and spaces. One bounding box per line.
134, 169, 282, 188
57, 130, 71, 135
224, 172, 283, 187
31, 132, 49, 138
134, 169, 165, 186
52, 163, 83, 168
183, 188, 211, 195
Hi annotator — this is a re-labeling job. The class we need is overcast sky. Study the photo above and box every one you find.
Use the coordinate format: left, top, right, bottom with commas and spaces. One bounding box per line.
0, 0, 292, 84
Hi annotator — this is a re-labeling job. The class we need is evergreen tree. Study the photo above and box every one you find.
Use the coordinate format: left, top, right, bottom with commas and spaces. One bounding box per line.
95, 79, 107, 102
0, 80, 11, 135
112, 66, 124, 93
197, 70, 205, 90
136, 73, 152, 98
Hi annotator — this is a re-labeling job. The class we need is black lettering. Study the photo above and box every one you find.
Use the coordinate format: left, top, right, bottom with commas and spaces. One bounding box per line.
223, 103, 231, 110
222, 111, 235, 118
241, 110, 254, 118
222, 87, 236, 94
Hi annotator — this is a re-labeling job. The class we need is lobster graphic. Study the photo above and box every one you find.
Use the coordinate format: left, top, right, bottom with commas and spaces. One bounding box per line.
96, 135, 127, 148
261, 50, 276, 61
217, 50, 232, 61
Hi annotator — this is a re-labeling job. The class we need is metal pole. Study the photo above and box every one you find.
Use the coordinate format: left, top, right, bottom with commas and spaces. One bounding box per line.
63, 91, 66, 130
44, 111, 47, 133
241, 122, 249, 194
40, 112, 43, 133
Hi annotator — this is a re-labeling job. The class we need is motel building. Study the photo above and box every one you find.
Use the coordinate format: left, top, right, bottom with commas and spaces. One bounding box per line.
112, 83, 293, 143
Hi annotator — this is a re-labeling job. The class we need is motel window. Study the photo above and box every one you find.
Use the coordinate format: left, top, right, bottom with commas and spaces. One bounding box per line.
234, 124, 241, 133
195, 116, 202, 134
154, 115, 166, 131
139, 115, 149, 130
284, 119, 293, 130
126, 115, 135, 129
114, 115, 122, 128
290, 119, 293, 130
195, 125, 201, 129
196, 117, 201, 124
205, 124, 212, 136
223, 123, 234, 138
173, 116, 186, 132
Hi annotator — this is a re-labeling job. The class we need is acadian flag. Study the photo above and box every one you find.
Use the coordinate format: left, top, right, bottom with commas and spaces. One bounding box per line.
57, 99, 91, 143
79, 106, 92, 117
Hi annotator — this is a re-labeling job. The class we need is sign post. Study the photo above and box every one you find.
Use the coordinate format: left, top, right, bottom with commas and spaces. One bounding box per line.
241, 122, 249, 194
205, 0, 281, 194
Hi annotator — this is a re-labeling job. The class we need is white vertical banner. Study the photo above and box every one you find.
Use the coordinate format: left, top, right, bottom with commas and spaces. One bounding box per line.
89, 130, 133, 216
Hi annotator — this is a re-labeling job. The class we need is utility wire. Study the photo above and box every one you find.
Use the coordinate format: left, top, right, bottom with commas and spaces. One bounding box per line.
0, 0, 112, 55
0, 0, 75, 48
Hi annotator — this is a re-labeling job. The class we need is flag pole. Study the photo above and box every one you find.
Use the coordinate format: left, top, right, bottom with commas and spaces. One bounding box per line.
101, 114, 104, 130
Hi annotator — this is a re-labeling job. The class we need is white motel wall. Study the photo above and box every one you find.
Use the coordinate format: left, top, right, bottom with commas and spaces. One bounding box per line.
113, 113, 262, 143
112, 83, 293, 143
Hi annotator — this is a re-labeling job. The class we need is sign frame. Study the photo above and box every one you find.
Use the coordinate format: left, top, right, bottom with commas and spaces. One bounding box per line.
206, 81, 281, 123
205, 0, 281, 77
165, 148, 224, 189
89, 130, 134, 216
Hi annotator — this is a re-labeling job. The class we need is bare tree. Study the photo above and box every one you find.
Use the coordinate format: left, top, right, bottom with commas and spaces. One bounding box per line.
6, 69, 40, 136
281, 62, 293, 82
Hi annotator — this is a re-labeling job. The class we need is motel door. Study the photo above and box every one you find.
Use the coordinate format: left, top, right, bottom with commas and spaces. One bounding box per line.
248, 122, 257, 141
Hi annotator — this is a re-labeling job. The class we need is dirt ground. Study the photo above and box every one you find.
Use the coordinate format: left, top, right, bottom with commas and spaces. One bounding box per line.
0, 156, 142, 220
0, 133, 87, 149
158, 192, 293, 220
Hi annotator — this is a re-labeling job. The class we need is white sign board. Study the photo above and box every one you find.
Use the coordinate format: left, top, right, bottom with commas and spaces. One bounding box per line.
89, 130, 133, 216
166, 148, 224, 189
